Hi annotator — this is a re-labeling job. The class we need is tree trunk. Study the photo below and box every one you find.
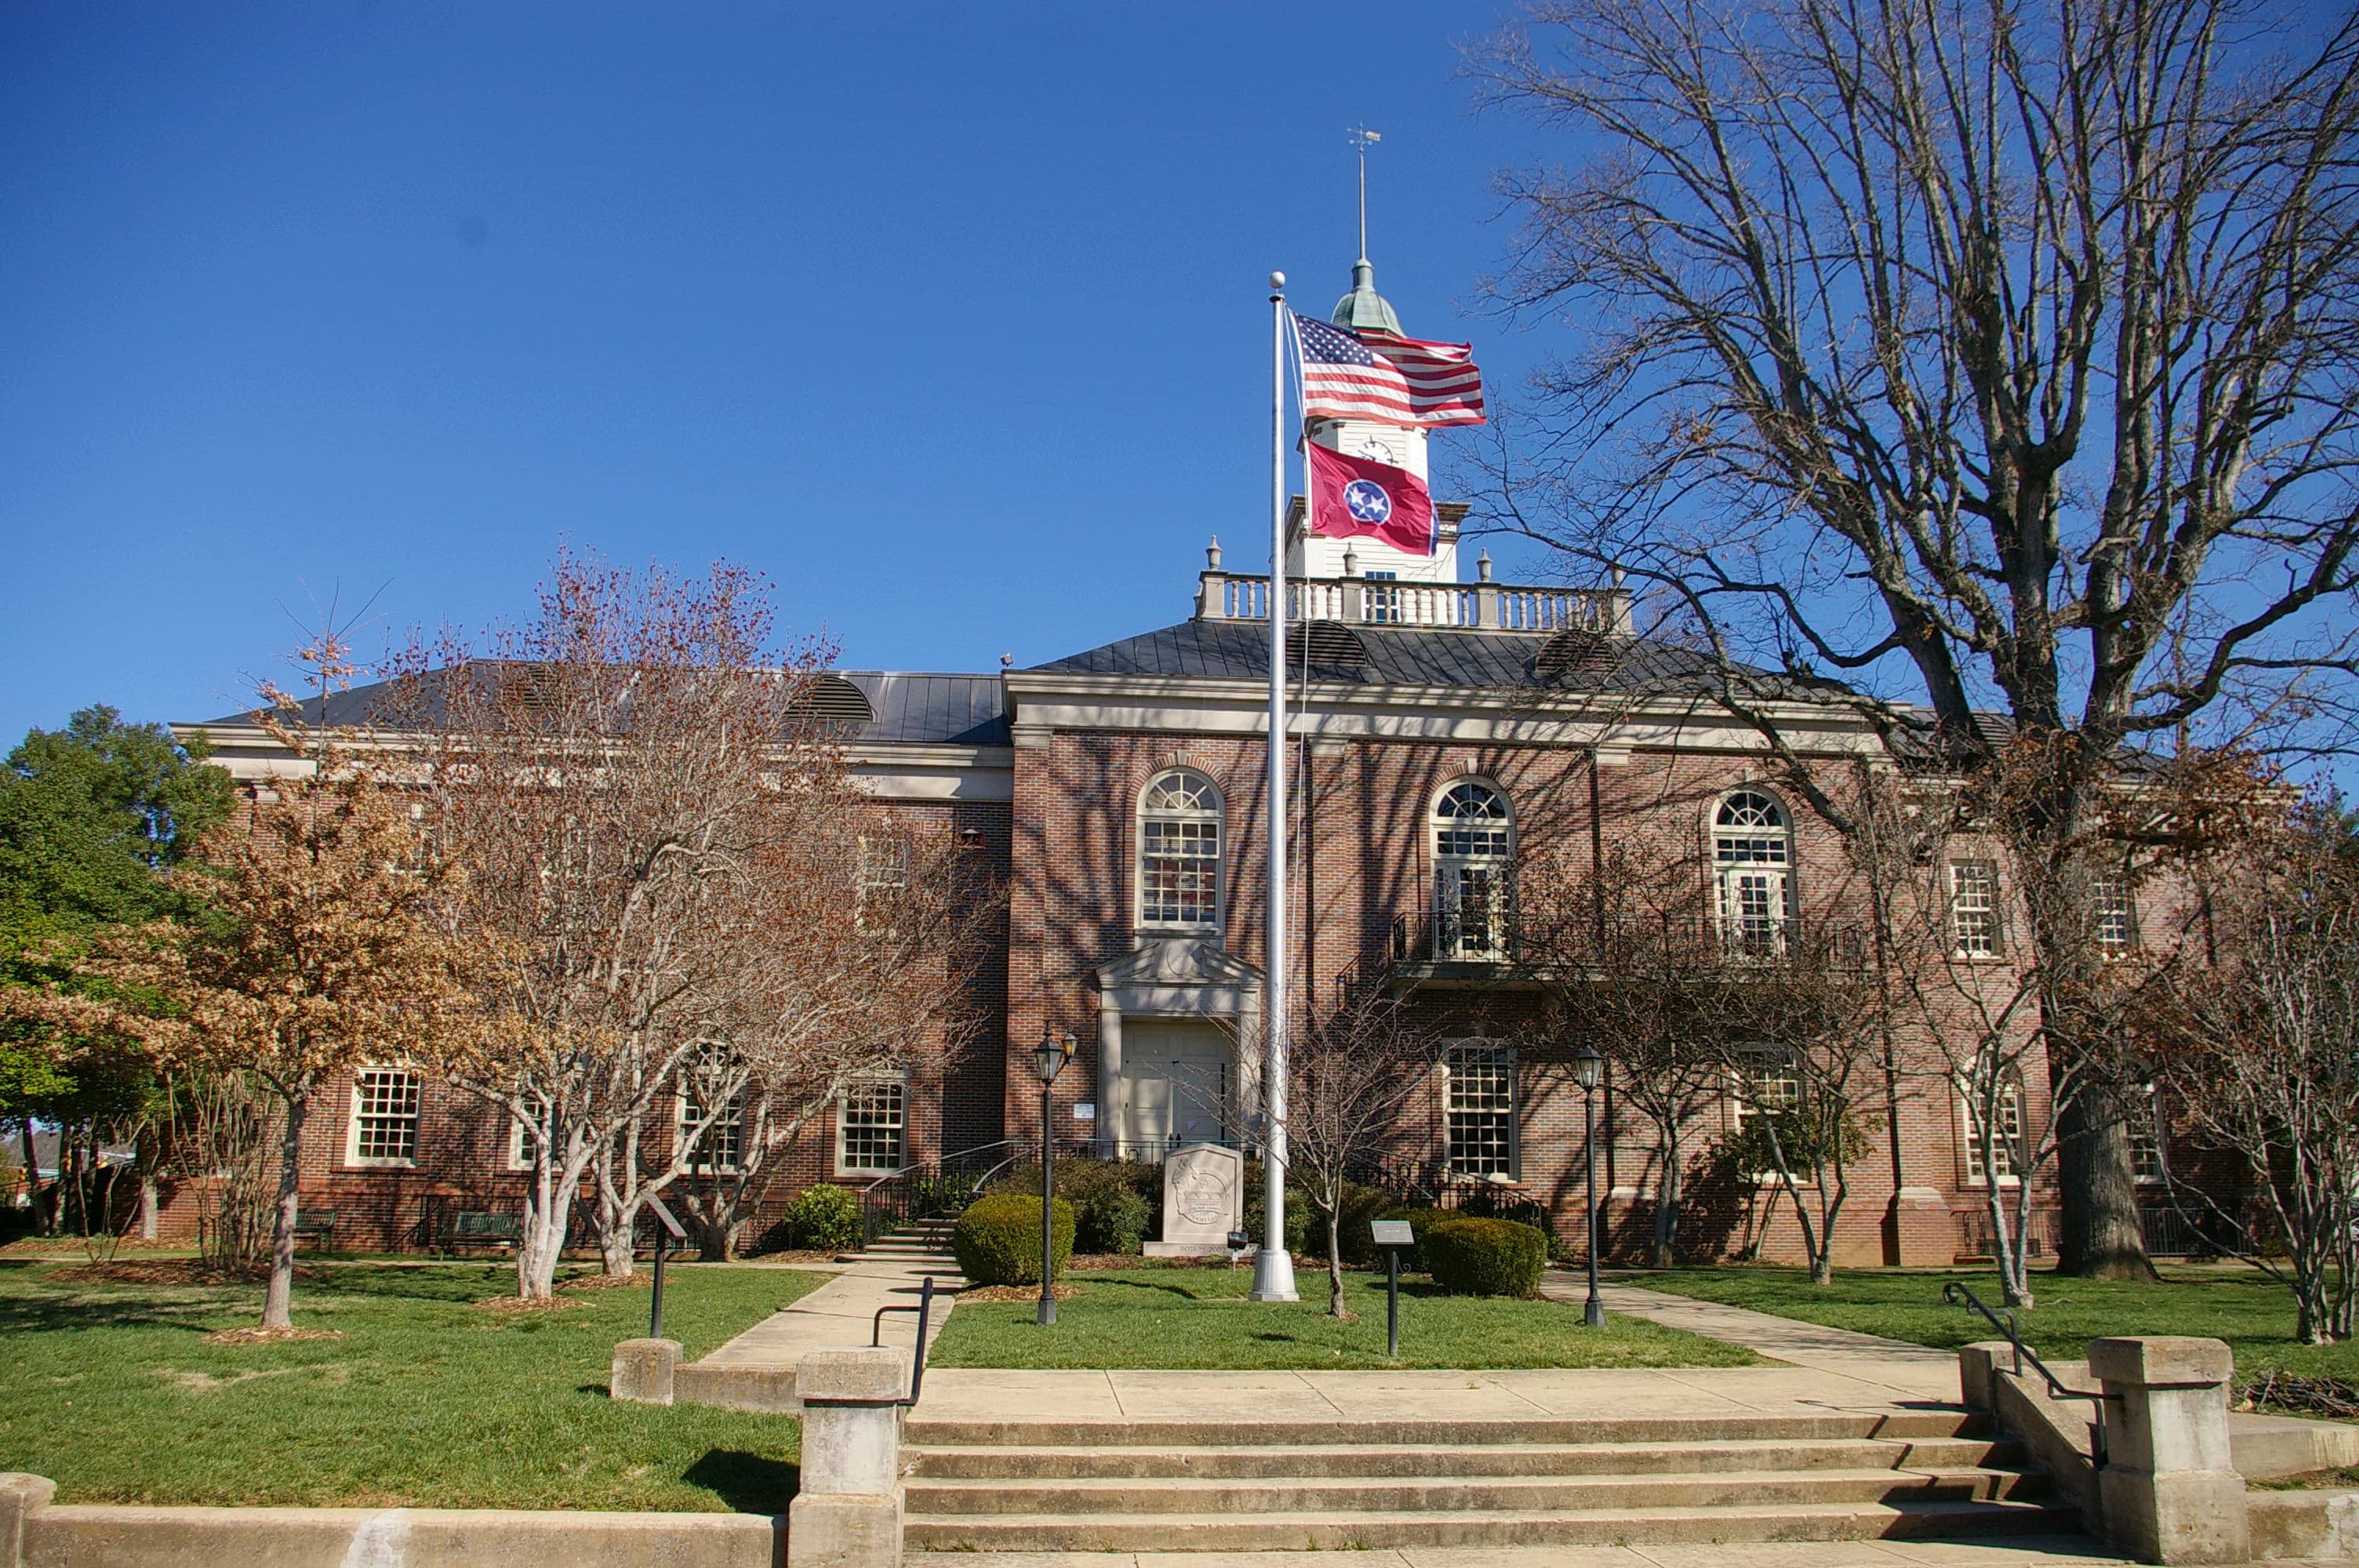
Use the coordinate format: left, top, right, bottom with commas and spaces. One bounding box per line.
2052, 1078, 2155, 1280
19, 1120, 47, 1236
1325, 1209, 1347, 1318
261, 1091, 307, 1330
1650, 1129, 1682, 1269
140, 1174, 158, 1243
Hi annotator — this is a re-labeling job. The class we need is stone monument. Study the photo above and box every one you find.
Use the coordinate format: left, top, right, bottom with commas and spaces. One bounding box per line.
1145, 1142, 1244, 1257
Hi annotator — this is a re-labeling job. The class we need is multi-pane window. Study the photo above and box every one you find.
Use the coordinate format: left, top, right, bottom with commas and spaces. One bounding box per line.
2129, 1087, 2165, 1183
1714, 791, 1792, 953
1364, 569, 1401, 625
1950, 860, 2005, 956
1434, 781, 1514, 960
836, 1076, 907, 1176
1139, 771, 1223, 930
347, 1068, 420, 1166
1961, 1080, 2025, 1183
1445, 1046, 1517, 1178
2094, 876, 2137, 953
681, 1059, 747, 1175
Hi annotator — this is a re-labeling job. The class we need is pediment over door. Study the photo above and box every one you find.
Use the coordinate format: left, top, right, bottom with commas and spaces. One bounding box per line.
1095, 938, 1263, 1018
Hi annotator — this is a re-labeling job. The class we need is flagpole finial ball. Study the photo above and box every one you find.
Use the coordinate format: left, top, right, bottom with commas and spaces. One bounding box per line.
1270, 270, 1285, 290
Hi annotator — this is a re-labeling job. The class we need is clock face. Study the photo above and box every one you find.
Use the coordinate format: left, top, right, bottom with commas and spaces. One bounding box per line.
1354, 436, 1397, 466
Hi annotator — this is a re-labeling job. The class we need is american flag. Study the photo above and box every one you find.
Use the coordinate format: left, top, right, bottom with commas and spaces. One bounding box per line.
1292, 310, 1485, 427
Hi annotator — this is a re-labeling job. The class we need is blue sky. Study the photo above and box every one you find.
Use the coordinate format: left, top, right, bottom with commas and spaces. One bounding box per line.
0, 2, 1565, 742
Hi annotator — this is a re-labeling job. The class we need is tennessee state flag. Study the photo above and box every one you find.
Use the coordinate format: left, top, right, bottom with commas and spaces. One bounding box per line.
1304, 441, 1436, 557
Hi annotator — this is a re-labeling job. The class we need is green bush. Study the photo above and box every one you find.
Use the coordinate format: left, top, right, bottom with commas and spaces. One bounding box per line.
1329, 1183, 1406, 1266
781, 1183, 863, 1252
1367, 1205, 1452, 1272
1242, 1163, 1312, 1256
1077, 1188, 1153, 1254
1423, 1215, 1549, 1298
952, 1193, 1075, 1286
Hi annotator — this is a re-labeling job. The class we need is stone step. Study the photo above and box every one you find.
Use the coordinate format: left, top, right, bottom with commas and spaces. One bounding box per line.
901, 1495, 2080, 1553
904, 1538, 2121, 1568
905, 1465, 2048, 1517
903, 1435, 2025, 1481
903, 1410, 1989, 1448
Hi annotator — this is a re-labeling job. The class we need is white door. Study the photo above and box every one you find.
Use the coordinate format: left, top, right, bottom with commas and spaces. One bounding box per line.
1120, 1022, 1231, 1157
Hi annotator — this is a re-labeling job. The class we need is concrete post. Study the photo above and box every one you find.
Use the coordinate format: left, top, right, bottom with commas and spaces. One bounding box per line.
0, 1474, 55, 1568
787, 1346, 905, 1568
2089, 1336, 2249, 1565
609, 1337, 681, 1405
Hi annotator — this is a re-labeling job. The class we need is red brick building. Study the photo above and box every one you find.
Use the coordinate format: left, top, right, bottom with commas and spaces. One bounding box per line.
165, 264, 2181, 1267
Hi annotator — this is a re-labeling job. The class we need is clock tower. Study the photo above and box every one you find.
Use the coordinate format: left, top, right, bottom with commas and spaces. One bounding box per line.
1286, 258, 1460, 585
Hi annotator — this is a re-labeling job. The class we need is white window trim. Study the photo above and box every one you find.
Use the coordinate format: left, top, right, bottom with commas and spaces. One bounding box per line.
678, 1086, 747, 1175
507, 1115, 532, 1173
834, 1073, 909, 1178
344, 1065, 421, 1170
1442, 1043, 1520, 1183
1136, 769, 1225, 936
1432, 779, 1516, 961
2129, 1083, 2166, 1185
1957, 1078, 2026, 1188
1948, 858, 2008, 960
1710, 789, 1796, 947
1728, 1049, 1814, 1187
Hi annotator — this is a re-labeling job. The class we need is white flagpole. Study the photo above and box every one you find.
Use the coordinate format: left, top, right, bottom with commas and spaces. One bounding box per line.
1253, 272, 1299, 1301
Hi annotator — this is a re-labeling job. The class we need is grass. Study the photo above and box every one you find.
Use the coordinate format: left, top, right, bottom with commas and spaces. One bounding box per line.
927, 1263, 1761, 1370
0, 1256, 828, 1511
1630, 1264, 2359, 1381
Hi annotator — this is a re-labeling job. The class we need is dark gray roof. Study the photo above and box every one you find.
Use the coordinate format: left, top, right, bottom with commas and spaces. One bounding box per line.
1027, 617, 1766, 698
196, 669, 1009, 749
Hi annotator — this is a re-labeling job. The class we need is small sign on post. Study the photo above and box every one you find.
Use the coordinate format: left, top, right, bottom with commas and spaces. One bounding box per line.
1369, 1220, 1413, 1360
644, 1192, 689, 1341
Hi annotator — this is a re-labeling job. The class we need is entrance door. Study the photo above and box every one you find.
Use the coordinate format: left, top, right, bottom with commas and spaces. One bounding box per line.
1120, 1021, 1231, 1159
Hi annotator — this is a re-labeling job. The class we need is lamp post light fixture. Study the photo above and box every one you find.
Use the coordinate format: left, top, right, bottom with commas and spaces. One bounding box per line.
1574, 1042, 1606, 1330
1033, 1027, 1074, 1327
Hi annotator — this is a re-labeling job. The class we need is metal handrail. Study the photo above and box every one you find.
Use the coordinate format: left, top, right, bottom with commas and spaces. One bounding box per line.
1943, 1279, 2114, 1465
871, 1273, 939, 1406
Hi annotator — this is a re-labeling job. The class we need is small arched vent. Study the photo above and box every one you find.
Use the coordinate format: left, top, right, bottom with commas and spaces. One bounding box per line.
1533, 628, 1615, 684
788, 674, 875, 728
1291, 620, 1369, 680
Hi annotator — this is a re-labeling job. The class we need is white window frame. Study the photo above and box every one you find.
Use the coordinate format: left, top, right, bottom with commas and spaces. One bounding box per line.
1958, 1077, 2026, 1186
2128, 1083, 2166, 1185
2094, 874, 2138, 955
834, 1073, 908, 1178
1443, 1044, 1518, 1181
507, 1115, 533, 1173
1433, 780, 1515, 960
1950, 858, 2006, 958
1136, 769, 1224, 935
1728, 1047, 1809, 1185
678, 1080, 747, 1176
1712, 790, 1794, 953
345, 1066, 421, 1169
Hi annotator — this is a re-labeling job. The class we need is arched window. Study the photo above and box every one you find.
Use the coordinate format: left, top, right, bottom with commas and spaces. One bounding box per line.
1433, 780, 1514, 959
1138, 769, 1223, 931
1713, 789, 1793, 953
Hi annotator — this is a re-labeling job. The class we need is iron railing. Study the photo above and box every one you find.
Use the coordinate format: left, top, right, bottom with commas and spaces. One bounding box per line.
871, 1273, 940, 1406
859, 1140, 1028, 1247
1943, 1278, 2115, 1464
1388, 909, 1870, 970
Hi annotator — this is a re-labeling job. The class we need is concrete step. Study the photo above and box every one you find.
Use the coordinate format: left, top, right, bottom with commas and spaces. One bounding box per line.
903, 1411, 1990, 1448
903, 1435, 2025, 1481
901, 1496, 2081, 1553
906, 1465, 2048, 1517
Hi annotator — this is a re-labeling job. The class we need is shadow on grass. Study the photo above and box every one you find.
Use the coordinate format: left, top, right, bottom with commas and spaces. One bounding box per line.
0, 1291, 238, 1336
683, 1449, 798, 1514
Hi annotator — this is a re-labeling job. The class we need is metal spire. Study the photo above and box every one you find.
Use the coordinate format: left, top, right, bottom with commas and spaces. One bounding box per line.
1348, 125, 1381, 263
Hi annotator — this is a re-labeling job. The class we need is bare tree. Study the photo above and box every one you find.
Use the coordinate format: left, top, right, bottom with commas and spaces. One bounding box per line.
391, 551, 849, 1299
1474, 0, 2359, 1278
1282, 986, 1442, 1318
2143, 793, 2359, 1342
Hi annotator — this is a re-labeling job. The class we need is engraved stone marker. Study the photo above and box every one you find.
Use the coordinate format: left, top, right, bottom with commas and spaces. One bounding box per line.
1146, 1142, 1244, 1257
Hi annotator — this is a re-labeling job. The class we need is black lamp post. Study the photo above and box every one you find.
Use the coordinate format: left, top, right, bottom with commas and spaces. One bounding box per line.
1033, 1027, 1074, 1326
1575, 1042, 1605, 1329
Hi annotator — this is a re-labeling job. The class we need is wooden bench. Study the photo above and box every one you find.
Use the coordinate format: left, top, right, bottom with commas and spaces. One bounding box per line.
438, 1210, 522, 1257
292, 1210, 336, 1251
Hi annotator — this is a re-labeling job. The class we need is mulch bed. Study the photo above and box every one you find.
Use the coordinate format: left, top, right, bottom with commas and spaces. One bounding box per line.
958, 1282, 1083, 1303
559, 1271, 652, 1292
47, 1258, 304, 1287
2241, 1371, 2359, 1420
202, 1325, 348, 1345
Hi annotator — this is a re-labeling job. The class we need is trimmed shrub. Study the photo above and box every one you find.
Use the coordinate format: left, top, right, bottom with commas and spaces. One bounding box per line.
1330, 1183, 1407, 1266
781, 1183, 863, 1253
1242, 1164, 1313, 1256
1423, 1215, 1549, 1298
1369, 1205, 1452, 1272
1078, 1187, 1153, 1254
953, 1193, 1076, 1286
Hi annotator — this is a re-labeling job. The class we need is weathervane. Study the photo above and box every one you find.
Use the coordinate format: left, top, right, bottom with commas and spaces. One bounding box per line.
1347, 125, 1382, 262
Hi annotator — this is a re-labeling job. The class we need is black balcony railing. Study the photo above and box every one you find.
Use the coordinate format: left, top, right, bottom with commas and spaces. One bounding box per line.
1387, 909, 1870, 971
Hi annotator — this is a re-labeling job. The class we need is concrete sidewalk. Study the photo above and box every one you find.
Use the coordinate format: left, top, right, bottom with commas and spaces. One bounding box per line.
904, 1540, 2132, 1568
696, 1254, 959, 1370
1549, 1274, 1963, 1402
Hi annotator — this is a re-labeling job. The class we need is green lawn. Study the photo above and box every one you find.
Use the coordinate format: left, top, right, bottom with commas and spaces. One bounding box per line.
0, 1257, 827, 1511
928, 1265, 1760, 1370
1630, 1265, 2359, 1380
